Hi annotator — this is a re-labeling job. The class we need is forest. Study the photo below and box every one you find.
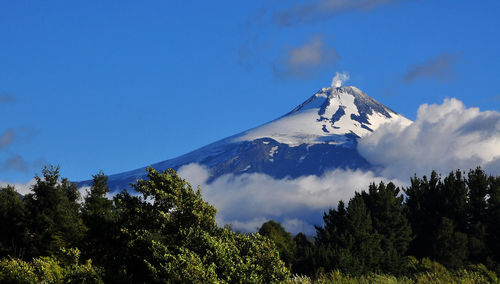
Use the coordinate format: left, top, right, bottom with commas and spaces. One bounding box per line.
0, 166, 499, 283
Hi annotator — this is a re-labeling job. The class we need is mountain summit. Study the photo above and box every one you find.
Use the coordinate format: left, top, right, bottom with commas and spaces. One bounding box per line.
236, 86, 407, 146
78, 86, 409, 191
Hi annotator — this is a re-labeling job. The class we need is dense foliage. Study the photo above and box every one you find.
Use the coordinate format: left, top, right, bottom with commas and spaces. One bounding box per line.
0, 166, 288, 283
1, 165, 499, 283
258, 167, 500, 281
289, 258, 498, 283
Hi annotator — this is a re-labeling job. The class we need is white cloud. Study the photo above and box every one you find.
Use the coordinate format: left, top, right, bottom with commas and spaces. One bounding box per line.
275, 35, 339, 79
331, 72, 350, 87
358, 98, 500, 180
0, 179, 36, 196
178, 163, 396, 234
275, 0, 404, 26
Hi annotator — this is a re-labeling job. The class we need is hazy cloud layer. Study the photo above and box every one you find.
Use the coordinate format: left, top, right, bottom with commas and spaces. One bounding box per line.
274, 36, 339, 79
274, 0, 404, 26
178, 163, 395, 234
0, 129, 16, 149
359, 98, 500, 180
0, 126, 38, 174
1, 155, 30, 173
402, 53, 460, 83
0, 94, 15, 104
0, 179, 36, 196
0, 127, 36, 150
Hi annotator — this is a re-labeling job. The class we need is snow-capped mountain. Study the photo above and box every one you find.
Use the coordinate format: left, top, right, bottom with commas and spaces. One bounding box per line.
78, 86, 410, 191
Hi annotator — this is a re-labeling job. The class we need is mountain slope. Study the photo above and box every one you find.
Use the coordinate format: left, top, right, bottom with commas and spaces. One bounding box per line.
78, 86, 410, 191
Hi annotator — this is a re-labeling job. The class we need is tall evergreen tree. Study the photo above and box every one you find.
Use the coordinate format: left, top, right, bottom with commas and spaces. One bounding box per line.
432, 217, 468, 269
405, 171, 442, 259
292, 232, 315, 275
315, 201, 348, 272
466, 167, 489, 263
361, 182, 413, 274
441, 171, 468, 232
81, 171, 118, 270
0, 186, 27, 258
487, 175, 500, 266
23, 166, 85, 258
316, 194, 382, 275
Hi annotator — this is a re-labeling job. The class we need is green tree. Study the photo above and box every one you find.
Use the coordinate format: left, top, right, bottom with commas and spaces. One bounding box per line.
404, 171, 442, 259
432, 217, 468, 268
361, 182, 413, 274
441, 171, 468, 232
23, 165, 85, 258
80, 171, 118, 271
316, 194, 382, 275
487, 175, 500, 267
466, 167, 489, 263
110, 167, 289, 283
292, 232, 315, 275
0, 186, 27, 258
258, 220, 296, 269
405, 170, 472, 267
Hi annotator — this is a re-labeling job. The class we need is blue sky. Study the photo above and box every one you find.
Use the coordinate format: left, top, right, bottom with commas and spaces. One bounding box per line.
1, 0, 500, 183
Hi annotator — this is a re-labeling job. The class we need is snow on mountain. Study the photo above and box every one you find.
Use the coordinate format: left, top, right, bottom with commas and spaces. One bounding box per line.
77, 86, 410, 191
236, 86, 410, 146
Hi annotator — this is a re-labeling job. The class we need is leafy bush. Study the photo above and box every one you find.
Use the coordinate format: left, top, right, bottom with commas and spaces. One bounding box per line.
288, 259, 499, 284
0, 248, 103, 284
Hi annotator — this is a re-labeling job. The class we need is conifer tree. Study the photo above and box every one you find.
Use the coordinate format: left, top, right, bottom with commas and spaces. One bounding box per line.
405, 171, 442, 259
316, 194, 382, 275
0, 186, 27, 258
23, 166, 85, 258
487, 175, 500, 266
292, 232, 315, 275
81, 171, 118, 270
362, 182, 412, 274
432, 217, 468, 268
466, 167, 489, 263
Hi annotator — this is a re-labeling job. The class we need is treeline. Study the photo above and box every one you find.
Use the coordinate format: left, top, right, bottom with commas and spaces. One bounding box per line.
0, 166, 289, 283
1, 166, 499, 283
258, 168, 500, 279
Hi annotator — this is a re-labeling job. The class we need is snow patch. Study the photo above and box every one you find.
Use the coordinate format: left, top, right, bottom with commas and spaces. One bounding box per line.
269, 146, 279, 158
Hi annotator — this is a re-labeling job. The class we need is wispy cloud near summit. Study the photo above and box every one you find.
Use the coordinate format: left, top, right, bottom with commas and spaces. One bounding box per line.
402, 53, 461, 83
274, 0, 406, 26
274, 36, 339, 79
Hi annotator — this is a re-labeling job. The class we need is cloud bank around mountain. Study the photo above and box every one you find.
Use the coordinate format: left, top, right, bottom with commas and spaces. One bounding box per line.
178, 163, 395, 234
